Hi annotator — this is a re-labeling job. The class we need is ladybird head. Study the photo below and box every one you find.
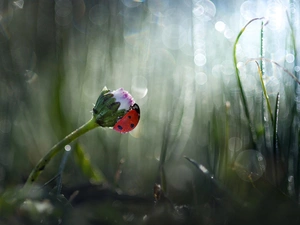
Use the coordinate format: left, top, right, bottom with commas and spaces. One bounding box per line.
93, 87, 136, 128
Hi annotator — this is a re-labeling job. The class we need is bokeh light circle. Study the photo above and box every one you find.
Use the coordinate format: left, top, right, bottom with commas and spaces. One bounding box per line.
131, 76, 148, 99
234, 150, 266, 182
89, 4, 109, 26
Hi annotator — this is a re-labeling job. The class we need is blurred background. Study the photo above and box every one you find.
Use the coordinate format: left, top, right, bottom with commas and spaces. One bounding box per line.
1, 0, 300, 224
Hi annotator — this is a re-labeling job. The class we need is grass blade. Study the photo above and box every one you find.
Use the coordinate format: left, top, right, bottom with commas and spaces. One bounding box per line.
255, 61, 274, 124
273, 93, 280, 187
233, 17, 264, 148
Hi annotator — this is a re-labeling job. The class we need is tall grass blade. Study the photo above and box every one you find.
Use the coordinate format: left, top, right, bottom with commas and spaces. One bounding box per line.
255, 61, 274, 124
246, 58, 300, 85
273, 93, 280, 187
56, 149, 71, 195
233, 17, 264, 148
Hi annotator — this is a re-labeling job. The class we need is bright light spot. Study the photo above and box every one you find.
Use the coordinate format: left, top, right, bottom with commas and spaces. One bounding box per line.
195, 72, 207, 85
199, 164, 208, 174
266, 2, 286, 31
64, 145, 71, 151
288, 176, 294, 182
194, 53, 206, 66
215, 21, 226, 32
286, 53, 295, 63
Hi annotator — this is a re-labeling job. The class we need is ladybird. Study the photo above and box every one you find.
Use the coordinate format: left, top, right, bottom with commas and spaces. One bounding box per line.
113, 103, 140, 133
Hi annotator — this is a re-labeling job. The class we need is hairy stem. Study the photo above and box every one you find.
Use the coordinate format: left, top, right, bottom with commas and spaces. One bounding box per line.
23, 117, 99, 192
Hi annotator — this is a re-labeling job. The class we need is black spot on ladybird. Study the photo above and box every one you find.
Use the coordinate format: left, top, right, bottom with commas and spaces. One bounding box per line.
130, 123, 135, 128
117, 125, 123, 130
128, 115, 132, 119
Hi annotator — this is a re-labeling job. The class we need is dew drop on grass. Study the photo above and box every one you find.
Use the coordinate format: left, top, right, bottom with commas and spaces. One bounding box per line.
234, 150, 266, 182
64, 145, 71, 151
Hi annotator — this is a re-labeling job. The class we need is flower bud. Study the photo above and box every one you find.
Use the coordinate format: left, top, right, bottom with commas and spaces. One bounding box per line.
93, 87, 135, 127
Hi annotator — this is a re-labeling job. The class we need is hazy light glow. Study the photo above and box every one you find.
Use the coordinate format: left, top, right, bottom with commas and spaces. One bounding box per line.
266, 2, 286, 31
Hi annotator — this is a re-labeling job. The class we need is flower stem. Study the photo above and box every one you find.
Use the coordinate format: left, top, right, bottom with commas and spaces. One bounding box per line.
23, 117, 99, 192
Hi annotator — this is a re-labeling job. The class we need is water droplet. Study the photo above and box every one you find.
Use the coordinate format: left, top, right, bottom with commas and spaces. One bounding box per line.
234, 150, 266, 182
64, 145, 71, 151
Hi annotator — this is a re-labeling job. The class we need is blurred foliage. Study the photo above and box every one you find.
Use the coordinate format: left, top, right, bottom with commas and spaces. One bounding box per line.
1, 0, 300, 224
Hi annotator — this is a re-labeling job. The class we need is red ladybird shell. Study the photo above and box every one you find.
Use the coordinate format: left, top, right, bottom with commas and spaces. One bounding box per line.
113, 103, 140, 133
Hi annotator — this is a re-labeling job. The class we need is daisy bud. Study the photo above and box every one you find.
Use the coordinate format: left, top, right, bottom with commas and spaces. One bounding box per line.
93, 87, 135, 128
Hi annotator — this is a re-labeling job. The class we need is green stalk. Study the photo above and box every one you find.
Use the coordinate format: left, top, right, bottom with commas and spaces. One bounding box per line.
255, 61, 274, 124
23, 117, 99, 191
273, 93, 280, 187
233, 17, 264, 147
260, 21, 264, 76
